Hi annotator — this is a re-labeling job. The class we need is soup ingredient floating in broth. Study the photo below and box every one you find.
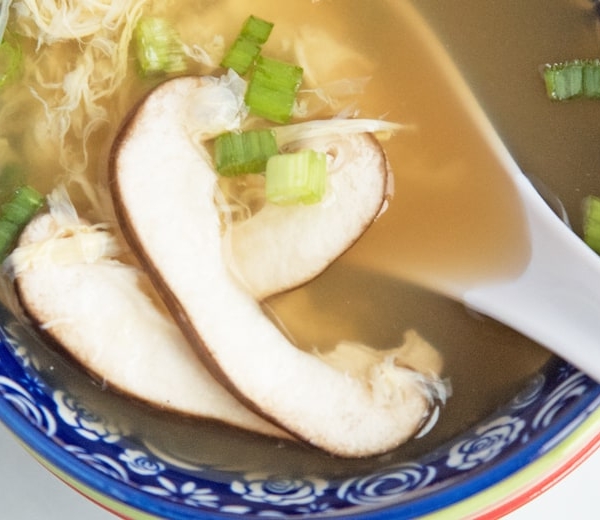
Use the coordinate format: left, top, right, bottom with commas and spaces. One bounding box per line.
8, 187, 291, 439
0, 35, 21, 88
220, 15, 273, 75
0, 184, 44, 261
0, 0, 21, 89
133, 17, 187, 77
5, 0, 150, 181
220, 14, 303, 124
227, 131, 392, 299
110, 74, 447, 457
542, 59, 600, 100
583, 195, 600, 253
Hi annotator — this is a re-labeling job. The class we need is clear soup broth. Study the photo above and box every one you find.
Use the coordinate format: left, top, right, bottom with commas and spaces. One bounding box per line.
3, 0, 597, 476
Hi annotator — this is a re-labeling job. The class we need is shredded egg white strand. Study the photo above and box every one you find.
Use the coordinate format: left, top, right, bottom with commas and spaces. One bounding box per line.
8, 230, 121, 277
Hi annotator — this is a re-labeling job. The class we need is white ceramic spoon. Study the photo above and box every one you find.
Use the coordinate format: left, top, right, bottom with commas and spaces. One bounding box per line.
462, 159, 600, 384
437, 52, 600, 384
361, 3, 600, 383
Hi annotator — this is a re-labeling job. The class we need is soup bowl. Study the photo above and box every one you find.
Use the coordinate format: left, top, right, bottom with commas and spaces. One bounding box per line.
1, 308, 600, 519
2, 0, 600, 519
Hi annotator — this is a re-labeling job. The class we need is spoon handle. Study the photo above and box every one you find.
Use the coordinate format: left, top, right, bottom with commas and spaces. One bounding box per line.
464, 173, 600, 383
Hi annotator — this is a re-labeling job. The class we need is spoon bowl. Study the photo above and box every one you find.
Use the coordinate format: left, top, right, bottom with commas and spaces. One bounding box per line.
426, 25, 600, 384
464, 144, 600, 383
352, 2, 600, 384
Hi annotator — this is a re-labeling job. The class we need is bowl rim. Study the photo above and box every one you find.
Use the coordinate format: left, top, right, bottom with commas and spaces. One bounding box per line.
2, 391, 600, 520
2, 317, 600, 520
22, 406, 600, 520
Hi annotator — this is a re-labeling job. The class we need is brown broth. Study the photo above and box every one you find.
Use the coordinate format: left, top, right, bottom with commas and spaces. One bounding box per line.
415, 0, 600, 236
7, 0, 596, 472
330, 2, 532, 292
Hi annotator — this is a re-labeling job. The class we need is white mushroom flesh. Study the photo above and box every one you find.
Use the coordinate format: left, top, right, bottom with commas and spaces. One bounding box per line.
111, 76, 447, 457
9, 189, 290, 439
227, 133, 389, 299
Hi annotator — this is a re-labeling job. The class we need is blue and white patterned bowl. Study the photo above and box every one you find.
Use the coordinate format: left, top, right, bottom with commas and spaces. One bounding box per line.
1, 298, 600, 519
1, 1, 600, 517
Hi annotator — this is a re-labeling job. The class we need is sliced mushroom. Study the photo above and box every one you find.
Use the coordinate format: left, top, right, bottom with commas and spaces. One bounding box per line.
9, 191, 290, 439
228, 133, 388, 298
111, 76, 446, 457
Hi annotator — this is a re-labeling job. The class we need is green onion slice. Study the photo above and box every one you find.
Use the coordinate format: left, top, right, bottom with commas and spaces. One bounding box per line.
214, 129, 279, 176
240, 15, 274, 43
543, 59, 600, 100
245, 56, 303, 124
220, 15, 274, 75
583, 195, 600, 253
583, 59, 600, 98
0, 37, 22, 88
0, 0, 12, 44
220, 37, 262, 76
0, 185, 44, 260
133, 17, 187, 77
0, 163, 26, 204
265, 149, 327, 205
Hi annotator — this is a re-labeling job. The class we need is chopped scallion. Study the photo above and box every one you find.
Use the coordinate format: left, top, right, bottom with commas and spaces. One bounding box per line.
133, 17, 187, 77
265, 149, 327, 205
0, 163, 26, 204
245, 56, 303, 124
220, 37, 262, 76
240, 15, 274, 44
220, 15, 273, 75
214, 129, 279, 176
543, 59, 600, 100
583, 59, 600, 97
0, 37, 22, 88
0, 0, 12, 44
0, 185, 44, 260
583, 195, 600, 254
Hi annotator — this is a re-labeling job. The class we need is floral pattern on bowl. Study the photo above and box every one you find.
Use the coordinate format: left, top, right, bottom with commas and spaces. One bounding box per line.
1, 308, 600, 519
